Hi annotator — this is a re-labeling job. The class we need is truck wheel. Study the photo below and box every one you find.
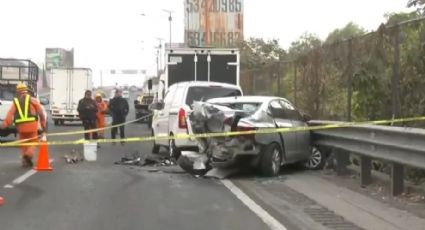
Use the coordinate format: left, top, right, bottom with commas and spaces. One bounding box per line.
260, 143, 282, 177
152, 131, 160, 154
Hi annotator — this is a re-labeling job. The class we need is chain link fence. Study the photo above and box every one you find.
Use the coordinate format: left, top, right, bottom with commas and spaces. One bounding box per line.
241, 17, 425, 123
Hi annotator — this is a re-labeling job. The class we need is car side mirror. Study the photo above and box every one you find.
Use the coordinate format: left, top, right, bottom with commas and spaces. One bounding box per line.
301, 112, 312, 122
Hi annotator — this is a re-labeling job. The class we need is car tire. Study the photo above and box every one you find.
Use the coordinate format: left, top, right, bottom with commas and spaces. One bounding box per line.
260, 143, 282, 177
54, 120, 59, 126
60, 120, 65, 125
303, 146, 326, 170
168, 137, 181, 160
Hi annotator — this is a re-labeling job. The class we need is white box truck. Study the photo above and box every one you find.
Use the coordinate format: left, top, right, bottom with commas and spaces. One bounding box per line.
49, 68, 93, 125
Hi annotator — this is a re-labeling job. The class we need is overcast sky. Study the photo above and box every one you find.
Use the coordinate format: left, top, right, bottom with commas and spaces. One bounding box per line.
0, 0, 411, 86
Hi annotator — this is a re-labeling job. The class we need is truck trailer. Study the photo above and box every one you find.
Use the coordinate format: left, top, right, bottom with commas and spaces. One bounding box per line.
156, 47, 240, 102
49, 68, 93, 125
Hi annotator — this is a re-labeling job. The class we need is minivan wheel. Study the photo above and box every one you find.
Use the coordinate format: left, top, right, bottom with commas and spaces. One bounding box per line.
168, 138, 181, 160
260, 143, 281, 177
304, 147, 325, 170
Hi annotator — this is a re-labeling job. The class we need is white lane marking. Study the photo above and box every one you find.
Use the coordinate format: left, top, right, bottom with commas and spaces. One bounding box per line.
4, 184, 14, 189
12, 169, 37, 184
10, 159, 54, 185
221, 179, 287, 230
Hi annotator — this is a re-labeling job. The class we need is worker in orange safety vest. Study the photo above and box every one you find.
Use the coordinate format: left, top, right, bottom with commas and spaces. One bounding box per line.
1, 83, 47, 167
95, 93, 108, 138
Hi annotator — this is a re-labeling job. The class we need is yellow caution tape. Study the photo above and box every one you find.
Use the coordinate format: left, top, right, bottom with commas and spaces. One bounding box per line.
1, 114, 154, 146
1, 116, 425, 147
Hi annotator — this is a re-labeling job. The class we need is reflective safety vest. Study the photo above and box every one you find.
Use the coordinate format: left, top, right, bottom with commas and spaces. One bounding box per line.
13, 95, 38, 124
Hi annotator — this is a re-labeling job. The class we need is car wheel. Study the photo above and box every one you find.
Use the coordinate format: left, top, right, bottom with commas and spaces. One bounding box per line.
168, 137, 181, 160
152, 131, 160, 154
60, 120, 65, 125
304, 147, 326, 170
260, 143, 282, 177
54, 120, 59, 126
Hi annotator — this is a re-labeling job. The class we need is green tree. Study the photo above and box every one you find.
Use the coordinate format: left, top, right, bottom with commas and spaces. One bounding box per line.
325, 22, 366, 44
239, 38, 286, 95
407, 0, 425, 13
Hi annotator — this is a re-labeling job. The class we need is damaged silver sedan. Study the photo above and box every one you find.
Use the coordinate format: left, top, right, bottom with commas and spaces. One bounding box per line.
182, 96, 327, 177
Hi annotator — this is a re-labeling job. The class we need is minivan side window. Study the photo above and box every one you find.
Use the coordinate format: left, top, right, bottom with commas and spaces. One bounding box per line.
163, 86, 177, 107
171, 86, 185, 108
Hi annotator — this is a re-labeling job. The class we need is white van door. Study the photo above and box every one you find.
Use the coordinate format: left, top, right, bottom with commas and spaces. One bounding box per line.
154, 85, 177, 145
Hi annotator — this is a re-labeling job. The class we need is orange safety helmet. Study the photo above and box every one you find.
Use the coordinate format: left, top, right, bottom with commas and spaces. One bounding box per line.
16, 83, 28, 92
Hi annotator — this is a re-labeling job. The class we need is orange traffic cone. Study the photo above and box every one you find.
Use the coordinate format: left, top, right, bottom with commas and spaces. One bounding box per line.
0, 196, 4, 206
34, 141, 52, 171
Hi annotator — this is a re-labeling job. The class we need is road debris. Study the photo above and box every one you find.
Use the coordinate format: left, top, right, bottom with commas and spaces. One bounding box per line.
114, 152, 177, 167
177, 151, 210, 176
64, 149, 83, 164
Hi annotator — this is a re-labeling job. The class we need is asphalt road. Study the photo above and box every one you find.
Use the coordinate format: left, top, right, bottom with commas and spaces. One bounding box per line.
0, 93, 273, 230
0, 92, 367, 230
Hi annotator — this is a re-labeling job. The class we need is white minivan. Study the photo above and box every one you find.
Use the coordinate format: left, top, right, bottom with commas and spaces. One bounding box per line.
151, 81, 242, 158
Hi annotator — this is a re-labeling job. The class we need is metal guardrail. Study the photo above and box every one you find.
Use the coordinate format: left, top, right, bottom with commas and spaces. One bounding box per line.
309, 120, 425, 196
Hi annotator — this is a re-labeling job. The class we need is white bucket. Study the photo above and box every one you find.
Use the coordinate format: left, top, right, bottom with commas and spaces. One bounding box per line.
83, 142, 97, 162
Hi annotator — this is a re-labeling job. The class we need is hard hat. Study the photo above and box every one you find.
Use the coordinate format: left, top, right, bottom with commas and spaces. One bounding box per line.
16, 83, 28, 92
95, 93, 102, 98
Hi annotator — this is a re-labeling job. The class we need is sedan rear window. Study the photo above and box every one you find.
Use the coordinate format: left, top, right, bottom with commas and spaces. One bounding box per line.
217, 103, 261, 113
186, 86, 241, 106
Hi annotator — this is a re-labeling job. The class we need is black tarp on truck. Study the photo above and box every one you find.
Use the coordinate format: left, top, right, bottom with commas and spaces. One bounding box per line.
165, 48, 240, 88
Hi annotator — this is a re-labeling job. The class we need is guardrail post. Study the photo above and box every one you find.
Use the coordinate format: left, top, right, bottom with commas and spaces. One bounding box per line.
360, 156, 372, 187
335, 149, 350, 176
391, 163, 404, 196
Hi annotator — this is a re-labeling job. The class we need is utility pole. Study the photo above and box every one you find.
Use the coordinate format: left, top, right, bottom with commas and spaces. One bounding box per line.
156, 38, 164, 71
163, 9, 174, 47
392, 24, 401, 120
156, 49, 160, 78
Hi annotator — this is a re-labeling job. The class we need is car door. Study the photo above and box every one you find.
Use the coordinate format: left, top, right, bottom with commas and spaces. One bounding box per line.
280, 99, 311, 160
155, 86, 177, 145
268, 100, 297, 160
168, 85, 186, 134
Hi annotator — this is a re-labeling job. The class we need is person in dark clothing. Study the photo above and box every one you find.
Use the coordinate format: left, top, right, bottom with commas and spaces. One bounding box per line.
109, 89, 129, 145
77, 90, 98, 140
